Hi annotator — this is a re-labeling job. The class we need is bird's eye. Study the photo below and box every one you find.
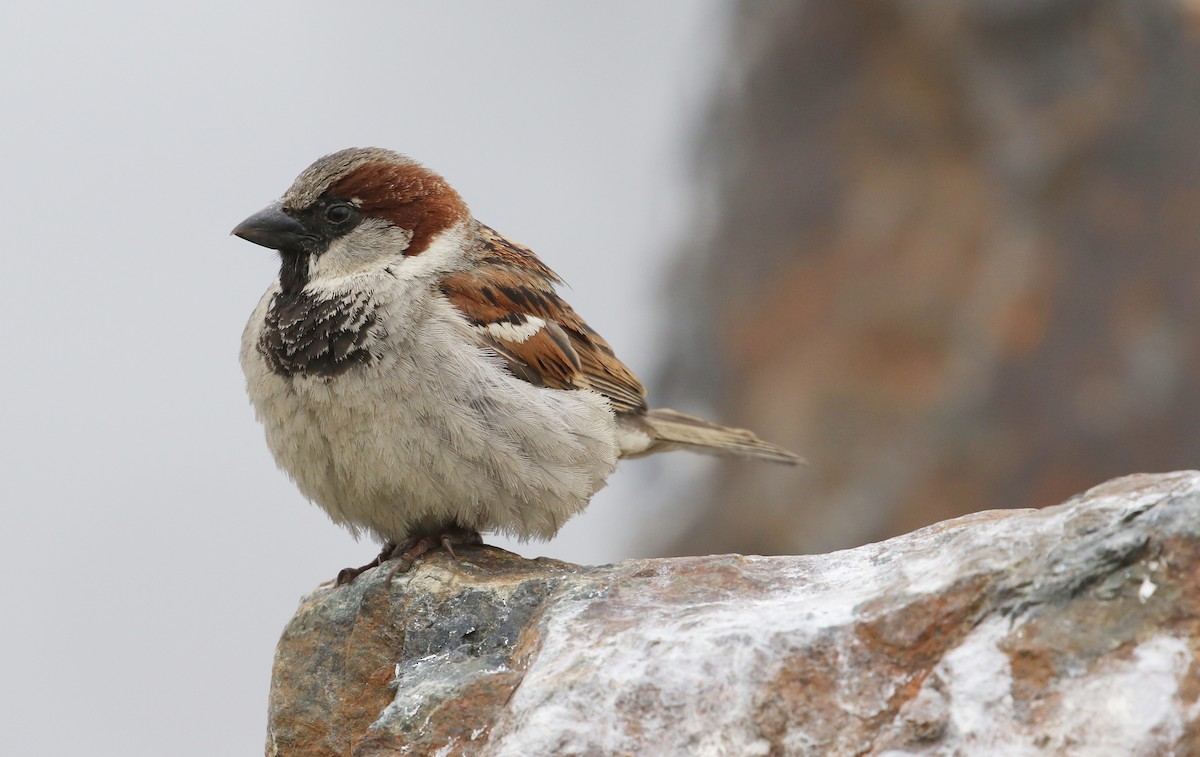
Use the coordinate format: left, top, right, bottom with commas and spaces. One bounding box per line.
325, 203, 355, 225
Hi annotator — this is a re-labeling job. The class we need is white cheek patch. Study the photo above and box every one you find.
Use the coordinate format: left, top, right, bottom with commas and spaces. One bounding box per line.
307, 218, 411, 286
481, 316, 546, 344
304, 219, 472, 295
386, 222, 471, 283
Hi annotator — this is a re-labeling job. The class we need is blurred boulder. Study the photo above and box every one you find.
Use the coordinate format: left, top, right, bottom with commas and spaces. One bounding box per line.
266, 471, 1200, 756
658, 0, 1200, 556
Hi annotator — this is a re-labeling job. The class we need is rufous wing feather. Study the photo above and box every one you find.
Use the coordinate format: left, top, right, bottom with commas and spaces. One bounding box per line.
441, 224, 801, 464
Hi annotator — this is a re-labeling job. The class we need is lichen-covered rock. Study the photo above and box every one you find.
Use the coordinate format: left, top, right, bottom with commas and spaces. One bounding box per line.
266, 472, 1200, 756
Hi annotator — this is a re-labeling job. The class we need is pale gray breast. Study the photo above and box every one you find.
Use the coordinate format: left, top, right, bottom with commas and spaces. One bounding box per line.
259, 288, 382, 378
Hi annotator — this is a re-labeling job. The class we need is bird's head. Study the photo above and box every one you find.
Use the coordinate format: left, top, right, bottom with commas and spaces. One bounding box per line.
232, 148, 471, 293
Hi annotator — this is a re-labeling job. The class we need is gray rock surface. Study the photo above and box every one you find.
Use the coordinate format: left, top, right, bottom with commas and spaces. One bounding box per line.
267, 471, 1200, 756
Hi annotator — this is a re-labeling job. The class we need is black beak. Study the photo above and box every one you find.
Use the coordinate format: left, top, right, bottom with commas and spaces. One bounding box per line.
231, 203, 309, 251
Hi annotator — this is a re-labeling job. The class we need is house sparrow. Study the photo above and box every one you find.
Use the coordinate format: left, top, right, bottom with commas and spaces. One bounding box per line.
234, 147, 799, 582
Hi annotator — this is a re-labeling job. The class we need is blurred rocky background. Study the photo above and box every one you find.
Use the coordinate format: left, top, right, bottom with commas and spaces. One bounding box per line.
655, 0, 1200, 557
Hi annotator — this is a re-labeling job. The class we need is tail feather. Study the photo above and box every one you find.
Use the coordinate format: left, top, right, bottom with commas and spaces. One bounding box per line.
635, 407, 803, 465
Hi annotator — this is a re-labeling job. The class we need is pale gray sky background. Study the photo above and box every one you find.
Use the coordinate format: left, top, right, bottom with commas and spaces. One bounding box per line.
0, 2, 726, 754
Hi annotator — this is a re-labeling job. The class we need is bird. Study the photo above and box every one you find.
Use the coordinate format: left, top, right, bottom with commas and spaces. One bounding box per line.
233, 147, 800, 583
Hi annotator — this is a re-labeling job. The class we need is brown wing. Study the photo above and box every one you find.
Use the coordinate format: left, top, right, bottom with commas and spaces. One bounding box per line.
439, 224, 648, 414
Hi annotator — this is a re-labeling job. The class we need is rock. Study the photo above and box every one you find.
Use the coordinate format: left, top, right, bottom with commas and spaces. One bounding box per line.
266, 472, 1200, 756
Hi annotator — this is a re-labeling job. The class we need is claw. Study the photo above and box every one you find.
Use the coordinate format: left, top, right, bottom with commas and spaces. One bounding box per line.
385, 535, 439, 583
333, 541, 396, 586
334, 529, 484, 586
384, 528, 484, 583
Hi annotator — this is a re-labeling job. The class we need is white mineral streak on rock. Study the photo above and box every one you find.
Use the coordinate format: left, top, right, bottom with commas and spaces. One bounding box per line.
486, 549, 889, 756
1052, 634, 1191, 754
484, 472, 1200, 756
914, 630, 1192, 757
1139, 576, 1158, 602
938, 616, 1025, 753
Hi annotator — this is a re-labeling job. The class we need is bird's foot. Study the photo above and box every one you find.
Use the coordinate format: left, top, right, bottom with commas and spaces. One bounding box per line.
385, 527, 483, 583
334, 541, 397, 586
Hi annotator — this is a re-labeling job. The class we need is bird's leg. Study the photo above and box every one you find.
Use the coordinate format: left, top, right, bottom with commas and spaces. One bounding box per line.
385, 527, 483, 583
335, 541, 397, 586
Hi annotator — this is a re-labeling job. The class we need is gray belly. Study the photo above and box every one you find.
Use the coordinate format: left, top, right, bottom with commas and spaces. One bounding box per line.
249, 347, 620, 543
